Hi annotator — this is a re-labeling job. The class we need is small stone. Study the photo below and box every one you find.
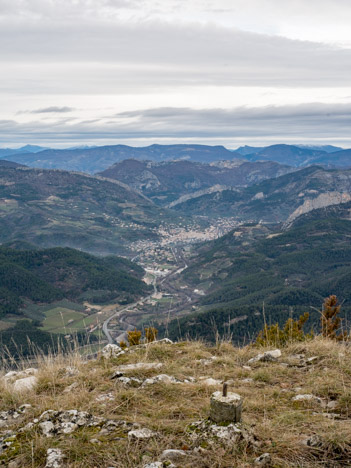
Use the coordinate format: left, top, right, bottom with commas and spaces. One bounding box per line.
248, 349, 281, 364
101, 344, 123, 359
327, 400, 338, 409
63, 382, 79, 393
115, 362, 163, 372
64, 366, 79, 376
90, 438, 101, 444
292, 394, 322, 403
199, 377, 222, 386
95, 393, 114, 402
243, 365, 252, 371
210, 391, 242, 423
303, 435, 322, 447
254, 453, 271, 466
13, 376, 38, 392
128, 428, 157, 440
143, 463, 163, 468
39, 421, 55, 437
45, 448, 65, 468
142, 374, 181, 386
160, 449, 187, 462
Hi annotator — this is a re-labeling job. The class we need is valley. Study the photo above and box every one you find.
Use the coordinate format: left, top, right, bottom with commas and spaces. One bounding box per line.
1, 143, 351, 357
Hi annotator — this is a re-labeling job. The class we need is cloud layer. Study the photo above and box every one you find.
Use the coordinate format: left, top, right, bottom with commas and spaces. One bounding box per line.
1, 0, 351, 147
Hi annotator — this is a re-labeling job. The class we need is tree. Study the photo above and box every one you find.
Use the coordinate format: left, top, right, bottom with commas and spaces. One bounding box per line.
321, 295, 347, 341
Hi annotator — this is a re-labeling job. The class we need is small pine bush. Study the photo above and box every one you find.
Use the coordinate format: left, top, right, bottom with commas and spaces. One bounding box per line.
321, 295, 347, 341
145, 326, 158, 343
127, 329, 142, 346
256, 312, 313, 347
119, 340, 127, 349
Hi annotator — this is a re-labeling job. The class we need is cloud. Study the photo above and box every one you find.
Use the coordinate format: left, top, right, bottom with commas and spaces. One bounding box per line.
2, 103, 351, 146
25, 106, 75, 114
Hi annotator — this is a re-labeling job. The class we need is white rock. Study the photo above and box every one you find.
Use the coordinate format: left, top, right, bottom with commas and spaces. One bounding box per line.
142, 374, 181, 386
13, 376, 38, 392
95, 393, 114, 402
199, 377, 222, 386
39, 421, 55, 437
128, 428, 157, 440
292, 394, 322, 404
63, 382, 79, 393
160, 449, 187, 462
45, 448, 65, 468
101, 343, 123, 359
115, 362, 163, 372
248, 349, 281, 364
115, 376, 143, 386
143, 463, 163, 468
254, 453, 271, 466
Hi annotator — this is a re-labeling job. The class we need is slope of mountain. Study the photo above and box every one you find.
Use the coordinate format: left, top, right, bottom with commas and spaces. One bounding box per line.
0, 244, 149, 318
235, 144, 350, 167
165, 202, 351, 344
0, 145, 47, 158
0, 160, 25, 168
3, 144, 239, 173
0, 166, 178, 255
171, 166, 351, 222
297, 144, 342, 153
99, 159, 294, 205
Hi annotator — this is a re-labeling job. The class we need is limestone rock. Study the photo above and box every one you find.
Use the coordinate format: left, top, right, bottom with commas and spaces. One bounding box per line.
45, 448, 65, 468
115, 376, 143, 387
115, 362, 163, 372
101, 344, 123, 359
63, 382, 79, 393
13, 375, 38, 392
199, 377, 222, 386
128, 428, 158, 440
210, 391, 242, 423
254, 453, 271, 466
160, 449, 187, 462
292, 394, 322, 404
248, 349, 281, 364
142, 374, 181, 386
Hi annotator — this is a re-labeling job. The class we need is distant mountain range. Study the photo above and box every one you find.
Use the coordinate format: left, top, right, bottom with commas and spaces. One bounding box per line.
233, 144, 350, 167
1, 143, 351, 173
99, 159, 295, 205
1, 144, 236, 173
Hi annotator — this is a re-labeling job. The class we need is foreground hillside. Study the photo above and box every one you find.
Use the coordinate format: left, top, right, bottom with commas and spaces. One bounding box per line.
1, 337, 351, 467
0, 166, 179, 255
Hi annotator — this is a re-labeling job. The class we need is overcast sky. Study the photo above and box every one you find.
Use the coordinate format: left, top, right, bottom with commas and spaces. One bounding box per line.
1, 0, 351, 148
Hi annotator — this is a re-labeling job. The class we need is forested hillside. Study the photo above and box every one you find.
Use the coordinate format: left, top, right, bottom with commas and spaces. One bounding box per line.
164, 203, 351, 343
0, 166, 180, 254
0, 244, 149, 318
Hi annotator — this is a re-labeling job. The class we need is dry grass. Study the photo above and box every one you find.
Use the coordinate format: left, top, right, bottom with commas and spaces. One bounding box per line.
1, 337, 351, 467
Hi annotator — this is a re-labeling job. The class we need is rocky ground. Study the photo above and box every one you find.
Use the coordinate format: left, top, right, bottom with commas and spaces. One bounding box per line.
1, 337, 351, 467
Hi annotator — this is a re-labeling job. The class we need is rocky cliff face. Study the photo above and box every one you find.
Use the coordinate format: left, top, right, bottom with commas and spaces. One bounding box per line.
286, 191, 351, 224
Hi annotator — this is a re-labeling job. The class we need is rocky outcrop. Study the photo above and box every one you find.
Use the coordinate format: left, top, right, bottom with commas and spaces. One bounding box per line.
285, 191, 351, 225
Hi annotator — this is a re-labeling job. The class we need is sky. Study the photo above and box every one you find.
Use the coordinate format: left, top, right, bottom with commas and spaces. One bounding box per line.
1, 0, 351, 148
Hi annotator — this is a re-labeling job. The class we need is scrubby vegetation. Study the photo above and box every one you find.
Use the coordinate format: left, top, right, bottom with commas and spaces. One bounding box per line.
1, 337, 351, 467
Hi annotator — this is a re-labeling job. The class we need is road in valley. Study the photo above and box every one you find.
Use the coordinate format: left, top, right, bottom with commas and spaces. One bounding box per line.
101, 248, 193, 344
